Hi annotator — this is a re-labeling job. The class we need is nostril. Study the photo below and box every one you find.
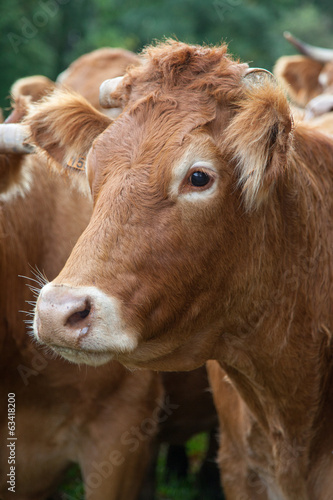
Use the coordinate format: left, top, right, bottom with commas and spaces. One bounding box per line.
65, 300, 91, 328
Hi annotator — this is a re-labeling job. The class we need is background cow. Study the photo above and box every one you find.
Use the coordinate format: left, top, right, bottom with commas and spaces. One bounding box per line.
57, 47, 141, 116
274, 32, 333, 131
20, 39, 333, 499
274, 32, 333, 107
6, 47, 140, 122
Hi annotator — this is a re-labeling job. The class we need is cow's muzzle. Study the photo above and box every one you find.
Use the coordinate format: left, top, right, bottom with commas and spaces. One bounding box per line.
33, 283, 138, 365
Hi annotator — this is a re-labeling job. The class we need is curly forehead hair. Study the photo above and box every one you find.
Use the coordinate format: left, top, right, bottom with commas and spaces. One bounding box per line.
112, 39, 248, 106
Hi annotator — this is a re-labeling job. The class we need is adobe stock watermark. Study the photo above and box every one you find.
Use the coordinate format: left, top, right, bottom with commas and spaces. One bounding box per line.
17, 344, 51, 385
213, 0, 242, 22
7, 0, 71, 54
7, 393, 16, 494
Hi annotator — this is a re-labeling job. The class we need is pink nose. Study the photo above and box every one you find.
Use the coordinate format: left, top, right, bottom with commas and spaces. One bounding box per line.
35, 284, 93, 348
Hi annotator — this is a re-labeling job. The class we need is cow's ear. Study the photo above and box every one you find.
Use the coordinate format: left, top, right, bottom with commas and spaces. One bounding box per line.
25, 88, 112, 190
274, 55, 323, 107
224, 69, 293, 211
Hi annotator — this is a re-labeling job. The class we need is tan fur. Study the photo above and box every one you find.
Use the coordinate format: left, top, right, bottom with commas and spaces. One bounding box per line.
58, 48, 140, 112
319, 61, 333, 89
10, 75, 56, 103
274, 55, 333, 139
25, 89, 111, 194
274, 55, 333, 111
274, 55, 324, 106
28, 40, 333, 499
223, 78, 292, 210
307, 112, 333, 135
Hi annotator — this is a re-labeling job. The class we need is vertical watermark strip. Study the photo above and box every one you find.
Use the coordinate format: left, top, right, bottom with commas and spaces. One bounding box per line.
7, 393, 16, 493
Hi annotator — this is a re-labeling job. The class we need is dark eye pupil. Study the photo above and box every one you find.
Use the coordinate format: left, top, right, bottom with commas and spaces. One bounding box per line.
190, 171, 210, 187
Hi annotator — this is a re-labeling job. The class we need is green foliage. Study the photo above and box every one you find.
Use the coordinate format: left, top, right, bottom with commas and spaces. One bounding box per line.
156, 443, 200, 500
57, 464, 84, 499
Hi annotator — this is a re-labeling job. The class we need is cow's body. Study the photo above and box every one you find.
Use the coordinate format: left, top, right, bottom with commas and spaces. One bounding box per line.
0, 98, 162, 500
26, 41, 333, 499
305, 111, 333, 134
207, 360, 333, 500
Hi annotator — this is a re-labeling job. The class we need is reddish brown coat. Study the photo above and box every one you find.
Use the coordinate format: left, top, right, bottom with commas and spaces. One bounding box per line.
27, 41, 333, 499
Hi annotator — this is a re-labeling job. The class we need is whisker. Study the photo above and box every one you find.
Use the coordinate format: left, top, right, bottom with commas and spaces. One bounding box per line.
19, 309, 35, 316
30, 265, 49, 285
19, 275, 42, 284
27, 285, 42, 293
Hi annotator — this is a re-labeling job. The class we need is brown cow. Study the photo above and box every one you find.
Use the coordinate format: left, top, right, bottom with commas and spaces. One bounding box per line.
18, 39, 333, 499
259, 30, 333, 133
0, 93, 162, 500
274, 32, 333, 115
59, 47, 222, 493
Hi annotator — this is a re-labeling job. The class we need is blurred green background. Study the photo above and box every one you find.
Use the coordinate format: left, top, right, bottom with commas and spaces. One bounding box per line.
1, 0, 333, 111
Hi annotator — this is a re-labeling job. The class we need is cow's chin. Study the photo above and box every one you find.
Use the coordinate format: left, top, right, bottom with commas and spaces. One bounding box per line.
114, 341, 209, 372
53, 346, 114, 366
51, 342, 205, 372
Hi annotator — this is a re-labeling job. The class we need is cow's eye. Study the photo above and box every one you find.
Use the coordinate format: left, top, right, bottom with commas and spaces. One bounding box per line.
178, 165, 216, 196
190, 171, 211, 187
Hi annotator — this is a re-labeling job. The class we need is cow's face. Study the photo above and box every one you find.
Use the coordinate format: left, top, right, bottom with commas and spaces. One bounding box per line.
32, 43, 292, 371
35, 110, 239, 370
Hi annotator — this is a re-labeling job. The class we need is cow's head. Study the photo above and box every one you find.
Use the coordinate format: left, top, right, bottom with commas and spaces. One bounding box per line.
29, 41, 292, 371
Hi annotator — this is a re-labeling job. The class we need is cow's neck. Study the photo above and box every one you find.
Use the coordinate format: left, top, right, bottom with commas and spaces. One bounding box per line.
218, 311, 331, 440
217, 127, 333, 492
217, 313, 332, 498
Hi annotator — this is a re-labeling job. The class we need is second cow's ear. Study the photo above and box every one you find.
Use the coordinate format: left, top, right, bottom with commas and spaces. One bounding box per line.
25, 88, 112, 189
274, 55, 323, 107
